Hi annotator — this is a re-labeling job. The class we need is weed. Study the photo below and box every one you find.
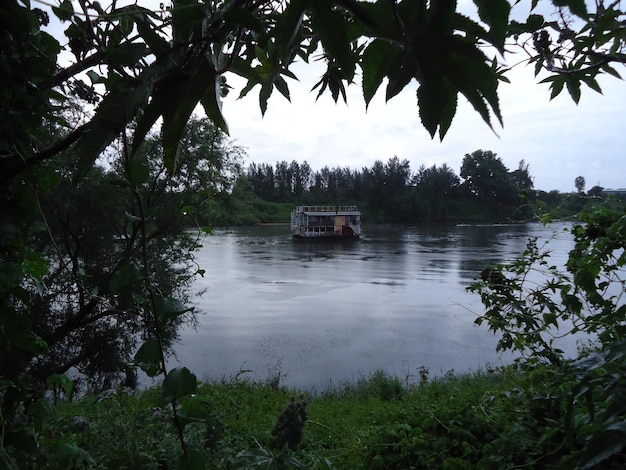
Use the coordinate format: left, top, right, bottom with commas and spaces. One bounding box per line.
270, 397, 308, 451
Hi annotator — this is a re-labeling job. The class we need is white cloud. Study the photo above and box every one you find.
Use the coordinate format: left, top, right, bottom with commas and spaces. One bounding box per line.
223, 52, 626, 193
41, 0, 626, 193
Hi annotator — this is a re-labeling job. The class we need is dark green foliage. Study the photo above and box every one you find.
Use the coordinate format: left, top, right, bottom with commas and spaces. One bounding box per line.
235, 155, 619, 225
349, 370, 405, 402
575, 175, 587, 193
0, 114, 243, 466
460, 150, 519, 202
270, 397, 308, 451
31, 353, 626, 468
470, 205, 626, 467
2, 0, 626, 467
43, 370, 524, 469
472, 205, 626, 364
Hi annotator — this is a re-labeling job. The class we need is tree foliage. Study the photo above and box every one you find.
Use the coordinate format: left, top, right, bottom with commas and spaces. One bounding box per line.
509, 0, 626, 102
0, 0, 511, 185
1, 0, 624, 184
414, 163, 461, 221
237, 153, 618, 224
575, 175, 587, 193
460, 149, 518, 201
14, 116, 240, 393
0, 112, 241, 466
2, 0, 626, 466
470, 206, 626, 467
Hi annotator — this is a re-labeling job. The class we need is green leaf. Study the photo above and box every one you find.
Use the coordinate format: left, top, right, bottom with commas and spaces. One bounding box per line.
553, 0, 588, 19
434, 38, 502, 131
232, 446, 274, 468
384, 55, 414, 102
33, 166, 60, 191
52, 0, 74, 22
126, 160, 150, 185
46, 374, 74, 397
200, 73, 230, 135
119, 14, 134, 36
86, 70, 104, 85
131, 86, 168, 157
124, 211, 141, 222
361, 39, 398, 108
581, 75, 602, 94
135, 15, 170, 58
28, 399, 56, 434
508, 15, 545, 36
75, 81, 151, 179
601, 63, 622, 79
155, 297, 192, 321
177, 448, 207, 470
273, 75, 291, 101
577, 422, 626, 469
104, 42, 147, 67
275, 0, 309, 53
171, 0, 206, 43
309, 0, 355, 81
155, 60, 223, 173
133, 339, 162, 377
162, 367, 198, 401
417, 65, 457, 139
109, 263, 146, 293
550, 78, 565, 100
223, 5, 267, 37
472, 0, 511, 50
47, 442, 95, 468
542, 311, 557, 327
259, 82, 272, 116
565, 77, 581, 103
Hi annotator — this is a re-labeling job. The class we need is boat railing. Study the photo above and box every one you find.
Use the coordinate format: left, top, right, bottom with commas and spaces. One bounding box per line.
295, 205, 358, 213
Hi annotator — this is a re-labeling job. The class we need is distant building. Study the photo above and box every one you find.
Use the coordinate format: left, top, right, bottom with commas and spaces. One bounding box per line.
603, 188, 626, 196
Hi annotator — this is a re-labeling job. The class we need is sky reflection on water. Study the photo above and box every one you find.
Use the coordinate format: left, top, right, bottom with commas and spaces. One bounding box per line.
161, 222, 576, 392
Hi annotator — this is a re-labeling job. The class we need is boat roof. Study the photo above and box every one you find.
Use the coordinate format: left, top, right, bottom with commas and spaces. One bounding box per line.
294, 205, 359, 215
303, 211, 360, 216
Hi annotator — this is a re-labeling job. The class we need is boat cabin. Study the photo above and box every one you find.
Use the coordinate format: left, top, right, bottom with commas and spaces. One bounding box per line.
290, 205, 361, 239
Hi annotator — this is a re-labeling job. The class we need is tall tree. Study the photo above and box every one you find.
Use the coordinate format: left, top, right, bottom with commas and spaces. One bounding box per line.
361, 160, 386, 214
575, 175, 586, 194
587, 185, 604, 197
509, 160, 534, 191
274, 160, 293, 201
21, 115, 241, 392
290, 160, 307, 197
460, 150, 517, 202
415, 163, 461, 221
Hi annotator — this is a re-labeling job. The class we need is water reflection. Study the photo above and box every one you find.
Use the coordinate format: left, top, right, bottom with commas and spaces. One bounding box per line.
161, 222, 576, 392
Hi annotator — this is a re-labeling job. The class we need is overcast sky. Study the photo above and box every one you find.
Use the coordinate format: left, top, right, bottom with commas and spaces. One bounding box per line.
42, 0, 626, 193
221, 47, 626, 194
218, 1, 626, 194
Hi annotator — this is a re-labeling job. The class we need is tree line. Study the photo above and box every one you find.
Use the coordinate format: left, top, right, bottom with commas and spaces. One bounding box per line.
2, 0, 626, 467
237, 152, 534, 222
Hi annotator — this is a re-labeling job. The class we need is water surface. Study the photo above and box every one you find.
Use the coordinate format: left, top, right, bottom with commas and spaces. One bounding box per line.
164, 222, 576, 391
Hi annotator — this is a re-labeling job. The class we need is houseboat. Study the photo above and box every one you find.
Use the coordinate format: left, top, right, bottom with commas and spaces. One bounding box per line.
290, 205, 361, 239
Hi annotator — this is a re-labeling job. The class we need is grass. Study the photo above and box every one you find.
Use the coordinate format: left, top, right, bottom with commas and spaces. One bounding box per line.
43, 366, 536, 469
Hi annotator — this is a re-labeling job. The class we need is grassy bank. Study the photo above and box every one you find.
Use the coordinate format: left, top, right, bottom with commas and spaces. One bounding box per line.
42, 366, 558, 469
217, 193, 626, 226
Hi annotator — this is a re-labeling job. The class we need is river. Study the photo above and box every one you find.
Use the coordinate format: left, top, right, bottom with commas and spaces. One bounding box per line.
160, 222, 578, 392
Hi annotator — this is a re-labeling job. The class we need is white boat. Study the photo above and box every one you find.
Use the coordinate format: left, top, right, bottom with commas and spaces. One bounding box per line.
290, 205, 361, 239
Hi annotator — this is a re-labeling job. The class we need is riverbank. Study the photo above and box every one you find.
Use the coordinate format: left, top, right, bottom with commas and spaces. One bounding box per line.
48, 366, 551, 468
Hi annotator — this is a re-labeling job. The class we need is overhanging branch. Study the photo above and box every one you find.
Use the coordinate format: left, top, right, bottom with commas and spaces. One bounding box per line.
0, 124, 88, 183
